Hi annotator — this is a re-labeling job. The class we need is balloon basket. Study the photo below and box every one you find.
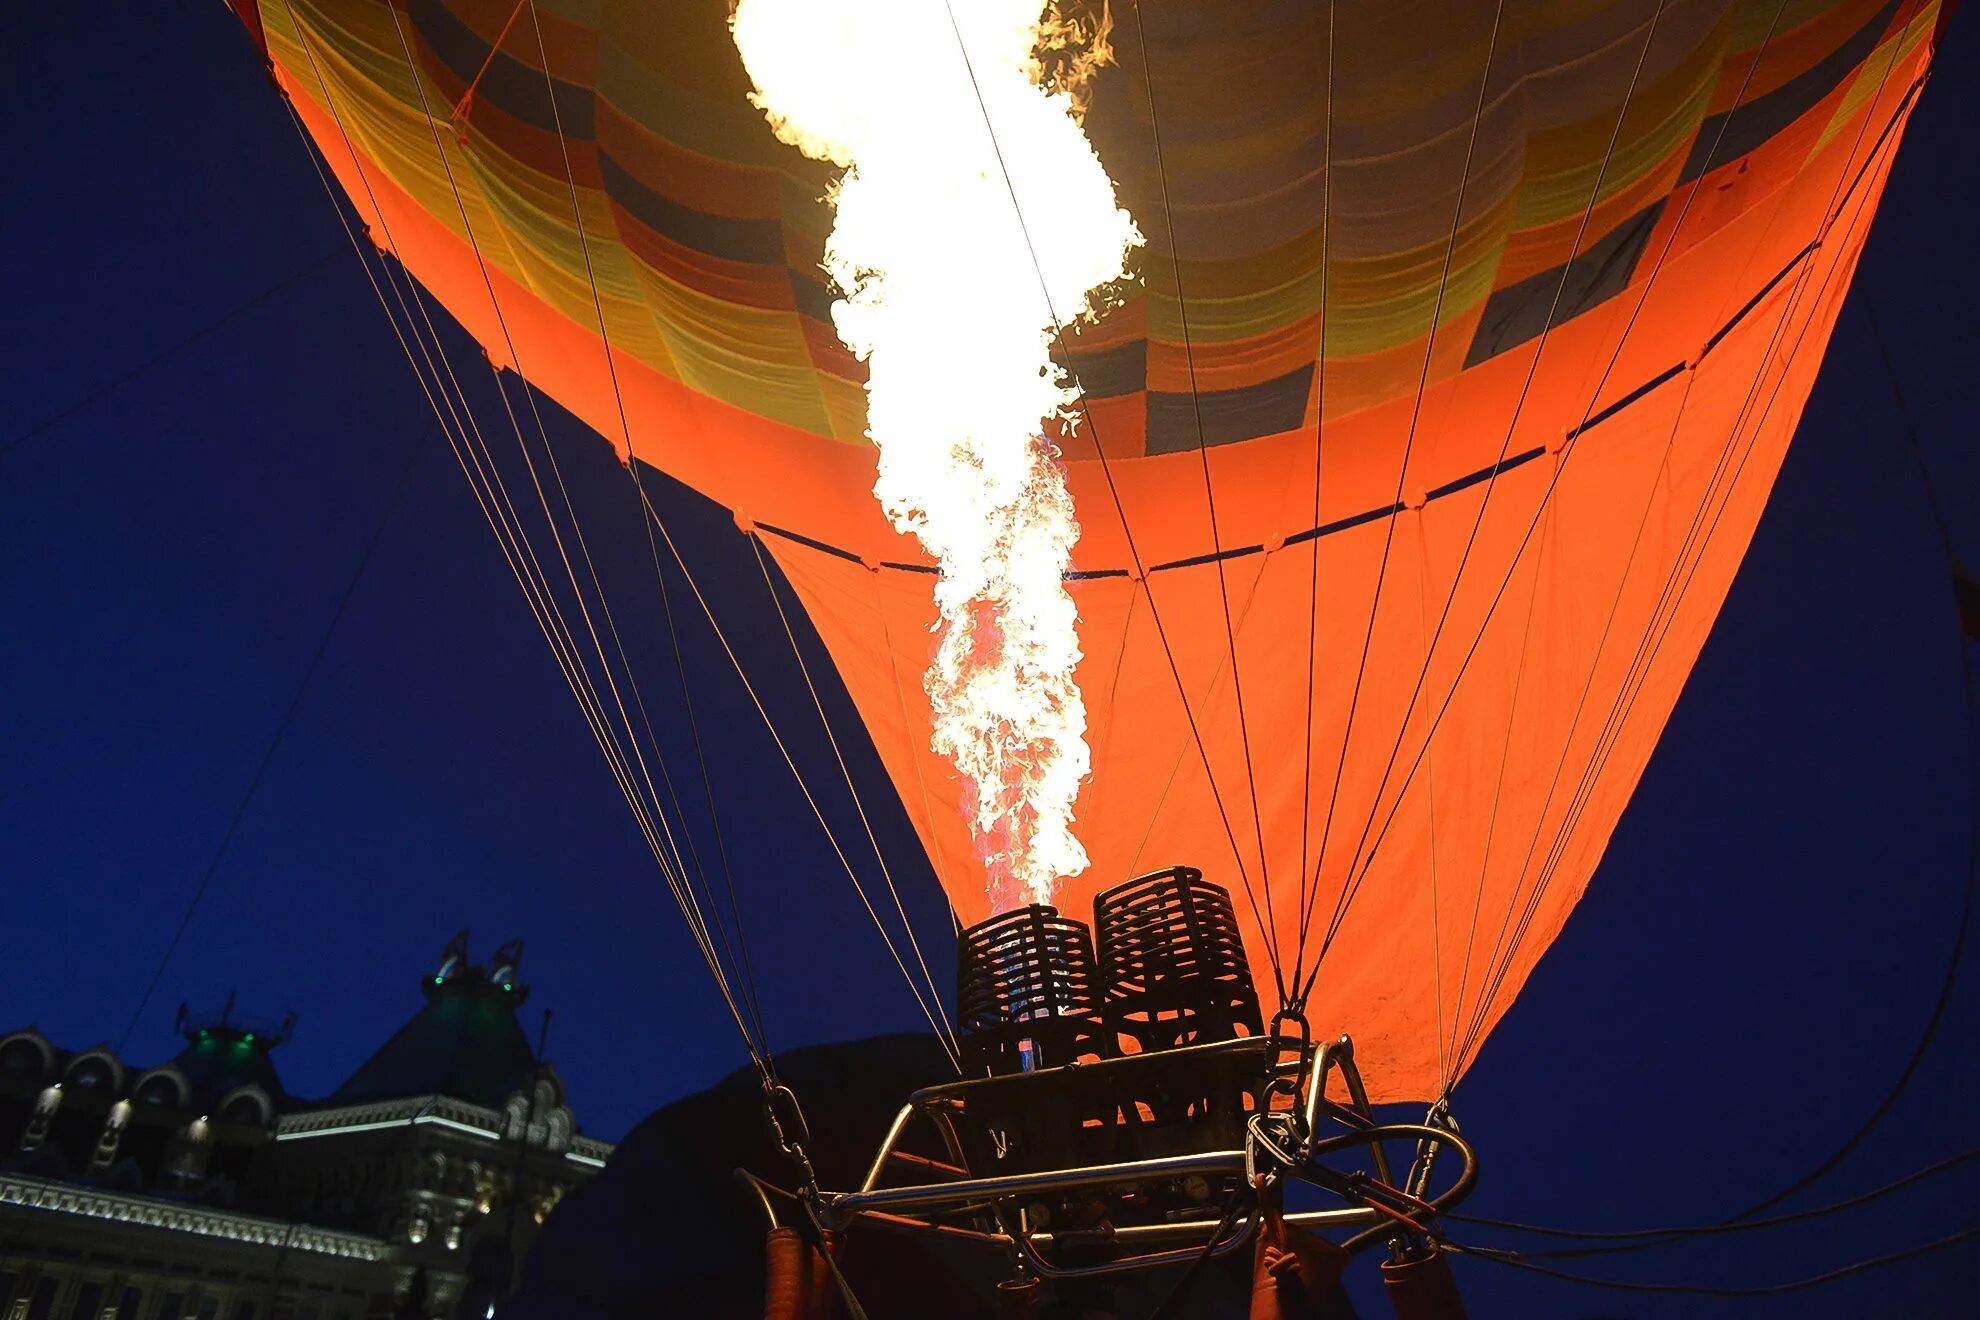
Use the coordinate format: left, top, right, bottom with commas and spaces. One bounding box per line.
803, 1031, 1477, 1291
748, 869, 1480, 1293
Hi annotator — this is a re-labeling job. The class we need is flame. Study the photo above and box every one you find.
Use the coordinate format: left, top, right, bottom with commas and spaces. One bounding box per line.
732, 1, 1140, 910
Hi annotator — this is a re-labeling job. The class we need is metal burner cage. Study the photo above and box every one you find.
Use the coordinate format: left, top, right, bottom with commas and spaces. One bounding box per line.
1094, 865, 1263, 1056
955, 904, 1105, 1075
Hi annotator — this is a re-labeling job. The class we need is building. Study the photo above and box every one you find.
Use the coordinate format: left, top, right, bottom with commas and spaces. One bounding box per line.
0, 933, 614, 1319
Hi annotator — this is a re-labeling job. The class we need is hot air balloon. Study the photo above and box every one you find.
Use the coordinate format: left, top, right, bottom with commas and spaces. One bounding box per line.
224, 0, 1953, 1312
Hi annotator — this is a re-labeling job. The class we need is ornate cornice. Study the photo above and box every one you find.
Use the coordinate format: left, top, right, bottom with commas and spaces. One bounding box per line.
0, 1172, 389, 1261
275, 1094, 613, 1169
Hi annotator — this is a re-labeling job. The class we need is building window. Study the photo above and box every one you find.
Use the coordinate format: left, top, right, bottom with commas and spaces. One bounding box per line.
229, 1304, 256, 1320
112, 1286, 145, 1319
62, 1283, 102, 1320
148, 1292, 186, 1320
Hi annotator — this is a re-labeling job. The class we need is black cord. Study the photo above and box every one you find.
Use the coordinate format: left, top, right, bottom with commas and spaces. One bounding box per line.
1144, 1189, 1249, 1320
1449, 1225, 1980, 1297
1449, 1145, 1980, 1256
117, 441, 424, 1051
1, 252, 337, 463
1421, 283, 1980, 1267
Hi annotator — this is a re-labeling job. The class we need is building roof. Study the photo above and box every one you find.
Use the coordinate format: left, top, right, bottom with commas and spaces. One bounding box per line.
328, 935, 540, 1109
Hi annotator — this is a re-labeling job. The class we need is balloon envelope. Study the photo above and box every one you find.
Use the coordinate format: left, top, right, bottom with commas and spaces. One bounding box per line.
241, 0, 1946, 1098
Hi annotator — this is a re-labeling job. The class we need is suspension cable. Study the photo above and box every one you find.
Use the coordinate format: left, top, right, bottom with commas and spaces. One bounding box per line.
1126, 0, 1278, 946
1447, 52, 1921, 1078
936, 0, 1281, 979
747, 532, 959, 1057
1447, 1226, 1980, 1297
1298, 0, 1692, 994
518, 0, 778, 1065
1296, 0, 1513, 1003
275, 2, 769, 1069
1299, 0, 1672, 999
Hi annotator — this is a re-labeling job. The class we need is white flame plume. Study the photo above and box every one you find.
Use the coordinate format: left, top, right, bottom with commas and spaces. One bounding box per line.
732, 0, 1140, 910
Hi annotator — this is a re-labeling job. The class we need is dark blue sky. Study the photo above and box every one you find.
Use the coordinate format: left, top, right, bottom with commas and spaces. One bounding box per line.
5, 3, 1978, 1313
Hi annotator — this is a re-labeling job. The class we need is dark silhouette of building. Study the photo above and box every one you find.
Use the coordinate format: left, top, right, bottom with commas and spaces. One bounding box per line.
0, 933, 613, 1319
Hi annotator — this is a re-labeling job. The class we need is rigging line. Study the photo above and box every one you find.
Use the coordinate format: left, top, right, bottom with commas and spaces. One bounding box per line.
1699, 292, 1980, 1223
430, 0, 970, 1043
1127, 0, 1275, 934
275, 12, 639, 846
935, 0, 1277, 974
1450, 229, 1898, 1094
1378, 54, 1932, 1001
278, 42, 750, 1053
380, 4, 693, 921
1870, 301, 1968, 556
1414, 517, 1452, 1094
1126, 553, 1278, 875
373, 7, 778, 1069
1484, 30, 1923, 987
283, 155, 741, 1057
1296, 0, 1692, 995
1448, 53, 1916, 1076
1307, 9, 1876, 979
1449, 1226, 1980, 1297
866, 561, 961, 909
1295, 0, 1517, 1001
633, 486, 965, 1066
1082, 584, 1140, 855
1302, 0, 1669, 992
1448, 355, 1713, 1074
1085, 581, 1148, 862
645, 504, 775, 1068
1449, 1145, 1980, 1255
1441, 499, 1553, 1095
1448, 179, 1863, 1076
1297, 0, 1339, 959
118, 441, 423, 1053
1316, 5, 1787, 970
748, 532, 960, 1055
1306, 0, 1504, 981
1453, 146, 1925, 1088
523, 0, 773, 1063
274, 25, 766, 1067
0, 252, 337, 463
447, 0, 529, 120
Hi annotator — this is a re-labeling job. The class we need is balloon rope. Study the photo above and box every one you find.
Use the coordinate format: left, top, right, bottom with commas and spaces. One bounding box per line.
382, 2, 773, 1070
117, 444, 421, 1053
517, 0, 957, 1067
1293, 0, 1511, 1007
1127, 0, 1279, 952
1295, 0, 1687, 989
1295, 0, 1338, 982
519, 0, 779, 1068
747, 532, 961, 1061
936, 0, 1281, 979
1300, 0, 1680, 996
1436, 0, 1807, 1081
1306, 0, 1810, 989
277, 1, 768, 1070
632, 477, 965, 1069
1448, 46, 1922, 1080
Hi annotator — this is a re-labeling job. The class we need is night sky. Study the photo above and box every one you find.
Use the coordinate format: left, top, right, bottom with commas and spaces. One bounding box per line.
6, 3, 1980, 1314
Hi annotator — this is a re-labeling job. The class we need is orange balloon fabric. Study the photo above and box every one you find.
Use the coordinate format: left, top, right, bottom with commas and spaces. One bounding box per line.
242, 0, 1946, 1099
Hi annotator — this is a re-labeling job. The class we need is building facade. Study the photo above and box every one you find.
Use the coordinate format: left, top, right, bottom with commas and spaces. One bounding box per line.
0, 934, 612, 1320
